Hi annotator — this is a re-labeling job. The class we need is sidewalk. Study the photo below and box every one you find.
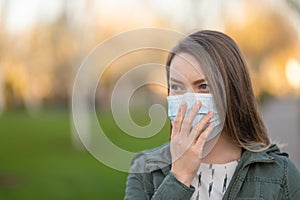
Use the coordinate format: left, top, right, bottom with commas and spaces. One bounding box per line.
261, 96, 300, 169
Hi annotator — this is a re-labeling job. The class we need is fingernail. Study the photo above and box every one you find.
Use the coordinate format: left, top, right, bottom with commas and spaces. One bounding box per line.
208, 111, 213, 116
181, 101, 186, 106
197, 101, 201, 108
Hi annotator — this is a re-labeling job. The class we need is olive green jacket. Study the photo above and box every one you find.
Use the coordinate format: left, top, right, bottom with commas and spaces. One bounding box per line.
124, 143, 300, 199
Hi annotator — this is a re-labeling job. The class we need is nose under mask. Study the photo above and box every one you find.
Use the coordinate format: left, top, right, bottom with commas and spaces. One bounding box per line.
167, 92, 223, 142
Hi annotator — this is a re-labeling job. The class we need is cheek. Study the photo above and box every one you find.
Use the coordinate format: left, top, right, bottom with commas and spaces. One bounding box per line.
169, 90, 182, 95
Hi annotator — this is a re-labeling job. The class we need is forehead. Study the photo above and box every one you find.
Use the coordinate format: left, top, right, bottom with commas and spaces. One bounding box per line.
169, 53, 205, 80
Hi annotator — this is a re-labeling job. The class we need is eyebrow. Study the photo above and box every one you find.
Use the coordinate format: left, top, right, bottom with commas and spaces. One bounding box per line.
170, 77, 206, 85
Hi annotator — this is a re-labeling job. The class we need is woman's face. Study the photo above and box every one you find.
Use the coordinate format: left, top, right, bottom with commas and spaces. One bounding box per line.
169, 53, 210, 96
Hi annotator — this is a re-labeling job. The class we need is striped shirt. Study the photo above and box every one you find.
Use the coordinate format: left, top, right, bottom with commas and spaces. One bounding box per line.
190, 160, 239, 200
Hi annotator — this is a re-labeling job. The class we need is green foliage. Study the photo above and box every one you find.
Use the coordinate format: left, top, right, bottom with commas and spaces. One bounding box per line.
0, 111, 169, 199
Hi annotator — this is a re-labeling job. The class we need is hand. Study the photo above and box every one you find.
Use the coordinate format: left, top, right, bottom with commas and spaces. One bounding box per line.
170, 101, 214, 186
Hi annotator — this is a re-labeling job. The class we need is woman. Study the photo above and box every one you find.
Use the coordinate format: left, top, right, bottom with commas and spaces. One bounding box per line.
124, 30, 300, 199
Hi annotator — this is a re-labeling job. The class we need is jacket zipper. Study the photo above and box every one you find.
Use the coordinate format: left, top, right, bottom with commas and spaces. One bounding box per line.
227, 159, 275, 199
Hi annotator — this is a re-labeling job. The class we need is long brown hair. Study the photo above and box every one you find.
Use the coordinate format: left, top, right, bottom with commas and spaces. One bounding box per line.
166, 30, 270, 151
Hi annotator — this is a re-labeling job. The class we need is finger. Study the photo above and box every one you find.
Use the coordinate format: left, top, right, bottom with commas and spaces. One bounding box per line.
180, 101, 201, 135
190, 111, 213, 139
170, 102, 187, 140
195, 123, 214, 149
180, 101, 187, 119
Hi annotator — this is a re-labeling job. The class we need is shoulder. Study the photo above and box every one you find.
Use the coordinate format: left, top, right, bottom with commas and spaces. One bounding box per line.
129, 142, 172, 173
229, 145, 300, 199
250, 144, 289, 166
242, 144, 290, 180
270, 149, 300, 198
248, 144, 300, 187
280, 154, 300, 198
265, 145, 300, 175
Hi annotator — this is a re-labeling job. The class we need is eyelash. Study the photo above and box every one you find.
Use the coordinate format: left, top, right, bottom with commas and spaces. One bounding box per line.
169, 83, 209, 93
170, 84, 182, 91
199, 84, 209, 90
199, 84, 210, 93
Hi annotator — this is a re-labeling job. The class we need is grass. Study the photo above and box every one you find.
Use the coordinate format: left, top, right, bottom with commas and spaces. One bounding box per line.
0, 110, 170, 199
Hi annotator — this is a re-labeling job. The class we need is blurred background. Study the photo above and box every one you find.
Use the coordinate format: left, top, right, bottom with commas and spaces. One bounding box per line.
0, 0, 300, 199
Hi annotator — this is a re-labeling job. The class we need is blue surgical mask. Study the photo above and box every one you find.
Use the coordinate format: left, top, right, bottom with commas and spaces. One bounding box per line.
167, 93, 222, 141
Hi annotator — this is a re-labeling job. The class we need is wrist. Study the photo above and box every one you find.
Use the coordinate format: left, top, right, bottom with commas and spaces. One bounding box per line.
171, 170, 194, 186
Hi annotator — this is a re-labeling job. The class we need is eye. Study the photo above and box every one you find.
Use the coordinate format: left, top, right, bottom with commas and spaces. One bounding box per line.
199, 84, 209, 93
170, 84, 182, 91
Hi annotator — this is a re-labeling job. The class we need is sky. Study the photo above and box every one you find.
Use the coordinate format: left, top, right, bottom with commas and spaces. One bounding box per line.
1, 0, 63, 32
1, 0, 299, 37
1, 0, 228, 32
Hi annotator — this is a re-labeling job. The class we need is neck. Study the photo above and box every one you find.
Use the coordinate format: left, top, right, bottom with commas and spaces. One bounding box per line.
201, 132, 242, 164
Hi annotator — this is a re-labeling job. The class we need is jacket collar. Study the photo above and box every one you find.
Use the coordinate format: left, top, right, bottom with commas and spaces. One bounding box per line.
239, 144, 281, 167
143, 143, 282, 175
223, 144, 282, 200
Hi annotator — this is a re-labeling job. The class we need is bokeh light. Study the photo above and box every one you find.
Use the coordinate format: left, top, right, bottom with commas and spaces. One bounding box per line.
286, 58, 300, 90
0, 0, 299, 199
